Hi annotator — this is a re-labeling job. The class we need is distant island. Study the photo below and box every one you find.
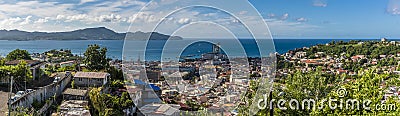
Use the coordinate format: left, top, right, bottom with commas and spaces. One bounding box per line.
0, 27, 183, 41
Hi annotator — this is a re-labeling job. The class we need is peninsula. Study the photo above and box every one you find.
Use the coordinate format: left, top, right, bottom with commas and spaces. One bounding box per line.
0, 27, 183, 41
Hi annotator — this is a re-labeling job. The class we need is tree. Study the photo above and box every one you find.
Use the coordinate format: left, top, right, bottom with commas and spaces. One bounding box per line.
89, 87, 107, 116
0, 59, 5, 66
83, 44, 109, 71
89, 87, 134, 116
6, 49, 32, 61
0, 60, 32, 82
107, 66, 123, 81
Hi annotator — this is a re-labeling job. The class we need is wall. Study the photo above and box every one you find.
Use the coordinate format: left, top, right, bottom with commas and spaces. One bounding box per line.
10, 73, 72, 110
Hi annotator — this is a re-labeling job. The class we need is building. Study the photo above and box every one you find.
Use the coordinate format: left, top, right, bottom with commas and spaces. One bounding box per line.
62, 88, 88, 100
59, 100, 91, 116
381, 37, 387, 42
202, 53, 227, 60
145, 70, 161, 83
73, 72, 110, 87
59, 61, 76, 68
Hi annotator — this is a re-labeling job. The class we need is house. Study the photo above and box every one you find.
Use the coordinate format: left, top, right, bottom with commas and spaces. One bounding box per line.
381, 37, 387, 42
73, 72, 110, 87
59, 61, 75, 68
58, 100, 91, 116
62, 88, 88, 100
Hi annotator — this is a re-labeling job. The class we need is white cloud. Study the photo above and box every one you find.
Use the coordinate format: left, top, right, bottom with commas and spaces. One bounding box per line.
0, 0, 321, 38
0, 17, 22, 25
57, 14, 88, 22
0, 1, 76, 18
19, 15, 32, 25
80, 0, 96, 5
177, 18, 191, 24
313, 0, 327, 7
239, 11, 248, 15
296, 17, 307, 22
267, 13, 275, 18
387, 0, 400, 14
127, 12, 158, 23
34, 17, 51, 23
95, 14, 125, 22
280, 13, 289, 20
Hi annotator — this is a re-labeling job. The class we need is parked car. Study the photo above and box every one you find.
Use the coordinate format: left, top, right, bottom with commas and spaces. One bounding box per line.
10, 96, 19, 102
15, 91, 26, 97
53, 76, 61, 83
65, 71, 71, 76
26, 89, 34, 93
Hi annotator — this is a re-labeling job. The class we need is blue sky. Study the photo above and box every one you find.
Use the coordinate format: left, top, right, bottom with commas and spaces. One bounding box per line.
0, 0, 399, 39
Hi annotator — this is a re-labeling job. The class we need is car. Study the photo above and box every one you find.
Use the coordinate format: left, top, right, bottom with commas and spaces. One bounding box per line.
65, 71, 71, 76
26, 89, 34, 93
53, 76, 60, 83
16, 91, 26, 97
10, 96, 19, 102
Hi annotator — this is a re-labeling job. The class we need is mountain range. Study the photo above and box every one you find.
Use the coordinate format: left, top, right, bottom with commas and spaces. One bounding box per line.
0, 27, 183, 41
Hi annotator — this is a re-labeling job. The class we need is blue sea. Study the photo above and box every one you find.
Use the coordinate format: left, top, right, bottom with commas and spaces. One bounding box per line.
0, 39, 392, 61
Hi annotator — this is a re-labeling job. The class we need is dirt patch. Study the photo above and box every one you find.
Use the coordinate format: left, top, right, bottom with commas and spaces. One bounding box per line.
0, 91, 10, 115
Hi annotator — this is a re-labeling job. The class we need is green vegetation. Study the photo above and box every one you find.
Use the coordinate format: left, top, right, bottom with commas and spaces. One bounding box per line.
89, 87, 134, 116
83, 44, 109, 71
107, 66, 124, 81
45, 49, 73, 57
45, 49, 81, 63
0, 60, 32, 82
297, 40, 400, 59
71, 80, 75, 89
6, 49, 32, 61
31, 99, 45, 110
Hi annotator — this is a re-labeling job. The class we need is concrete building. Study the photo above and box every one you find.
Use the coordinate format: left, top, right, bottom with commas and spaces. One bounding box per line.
73, 72, 110, 87
59, 61, 75, 68
62, 88, 88, 100
59, 100, 91, 116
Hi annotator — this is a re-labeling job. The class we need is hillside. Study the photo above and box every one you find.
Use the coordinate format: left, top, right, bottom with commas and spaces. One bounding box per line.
0, 27, 183, 41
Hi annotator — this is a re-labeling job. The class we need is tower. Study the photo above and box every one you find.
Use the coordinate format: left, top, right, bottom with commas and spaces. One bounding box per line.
212, 42, 220, 53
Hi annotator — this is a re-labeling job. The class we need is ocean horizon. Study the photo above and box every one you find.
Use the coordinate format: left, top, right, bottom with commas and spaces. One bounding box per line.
0, 38, 397, 61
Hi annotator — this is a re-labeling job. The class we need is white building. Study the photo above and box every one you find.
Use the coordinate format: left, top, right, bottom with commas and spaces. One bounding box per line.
73, 72, 110, 87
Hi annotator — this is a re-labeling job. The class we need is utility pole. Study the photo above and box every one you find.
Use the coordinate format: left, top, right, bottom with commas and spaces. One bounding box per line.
8, 75, 13, 116
269, 91, 273, 116
25, 69, 27, 91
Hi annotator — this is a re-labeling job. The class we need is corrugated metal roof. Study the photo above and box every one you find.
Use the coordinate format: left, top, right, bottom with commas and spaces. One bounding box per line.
63, 88, 87, 96
74, 72, 109, 78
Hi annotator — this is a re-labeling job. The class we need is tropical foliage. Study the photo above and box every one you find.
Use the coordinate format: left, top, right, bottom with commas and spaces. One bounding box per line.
83, 44, 109, 71
6, 49, 32, 61
89, 87, 134, 116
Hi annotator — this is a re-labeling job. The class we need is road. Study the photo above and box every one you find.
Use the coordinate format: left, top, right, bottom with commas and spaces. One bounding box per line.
0, 91, 9, 115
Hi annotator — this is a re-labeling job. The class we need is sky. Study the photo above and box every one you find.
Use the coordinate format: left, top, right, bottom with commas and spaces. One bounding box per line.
0, 0, 400, 39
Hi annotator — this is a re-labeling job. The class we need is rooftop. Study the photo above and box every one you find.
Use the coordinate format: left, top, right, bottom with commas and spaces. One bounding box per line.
59, 100, 90, 116
62, 88, 88, 96
5, 60, 41, 66
74, 72, 109, 79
